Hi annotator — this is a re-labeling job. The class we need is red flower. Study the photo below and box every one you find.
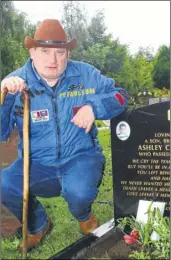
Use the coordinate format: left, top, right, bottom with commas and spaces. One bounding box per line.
130, 229, 140, 239
123, 234, 136, 245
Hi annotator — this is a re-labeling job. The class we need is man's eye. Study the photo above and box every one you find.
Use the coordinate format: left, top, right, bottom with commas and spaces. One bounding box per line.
56, 50, 65, 55
42, 49, 48, 53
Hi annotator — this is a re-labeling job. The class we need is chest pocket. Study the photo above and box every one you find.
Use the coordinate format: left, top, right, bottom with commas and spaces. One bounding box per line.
29, 95, 53, 136
14, 93, 52, 135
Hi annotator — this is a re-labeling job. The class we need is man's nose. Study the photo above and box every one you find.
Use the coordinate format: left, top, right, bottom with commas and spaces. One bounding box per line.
49, 52, 57, 64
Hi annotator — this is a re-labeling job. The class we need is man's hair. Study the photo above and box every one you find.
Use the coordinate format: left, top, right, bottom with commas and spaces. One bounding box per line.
119, 123, 126, 128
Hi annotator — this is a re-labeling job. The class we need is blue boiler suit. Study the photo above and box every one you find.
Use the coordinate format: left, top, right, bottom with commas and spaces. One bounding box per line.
1, 59, 128, 234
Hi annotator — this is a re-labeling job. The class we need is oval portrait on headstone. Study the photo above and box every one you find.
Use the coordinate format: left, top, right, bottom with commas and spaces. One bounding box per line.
116, 121, 130, 141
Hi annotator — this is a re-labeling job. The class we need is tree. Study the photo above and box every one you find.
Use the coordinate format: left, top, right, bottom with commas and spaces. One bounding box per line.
1, 1, 36, 78
82, 43, 110, 70
87, 10, 107, 46
153, 45, 170, 89
130, 53, 154, 93
61, 1, 89, 60
137, 46, 154, 62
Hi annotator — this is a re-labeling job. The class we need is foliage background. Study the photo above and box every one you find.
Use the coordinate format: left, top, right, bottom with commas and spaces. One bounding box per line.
1, 1, 170, 98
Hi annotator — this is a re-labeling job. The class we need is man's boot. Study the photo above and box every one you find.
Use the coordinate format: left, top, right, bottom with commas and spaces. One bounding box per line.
19, 218, 53, 252
79, 213, 99, 235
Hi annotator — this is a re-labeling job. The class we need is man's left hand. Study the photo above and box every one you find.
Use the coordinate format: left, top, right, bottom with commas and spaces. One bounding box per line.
71, 105, 95, 134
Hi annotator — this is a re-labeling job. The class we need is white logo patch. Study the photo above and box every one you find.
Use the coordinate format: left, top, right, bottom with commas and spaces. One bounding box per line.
31, 109, 49, 123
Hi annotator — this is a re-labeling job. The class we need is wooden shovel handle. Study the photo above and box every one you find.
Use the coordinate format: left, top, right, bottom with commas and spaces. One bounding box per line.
21, 90, 30, 259
1, 87, 8, 105
1, 87, 30, 259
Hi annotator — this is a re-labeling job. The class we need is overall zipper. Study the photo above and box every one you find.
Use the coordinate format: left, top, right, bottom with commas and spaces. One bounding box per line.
53, 78, 63, 160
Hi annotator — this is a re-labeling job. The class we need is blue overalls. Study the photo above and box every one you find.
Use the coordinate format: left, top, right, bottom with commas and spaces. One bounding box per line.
1, 59, 128, 233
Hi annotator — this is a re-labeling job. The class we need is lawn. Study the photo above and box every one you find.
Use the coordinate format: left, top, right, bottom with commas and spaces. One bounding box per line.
2, 129, 114, 259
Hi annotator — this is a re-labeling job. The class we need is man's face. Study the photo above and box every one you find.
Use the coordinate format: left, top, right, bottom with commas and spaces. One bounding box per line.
30, 47, 69, 80
120, 125, 126, 134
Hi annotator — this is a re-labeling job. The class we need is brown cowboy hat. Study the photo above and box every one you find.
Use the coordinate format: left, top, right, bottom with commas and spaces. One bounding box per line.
24, 19, 77, 50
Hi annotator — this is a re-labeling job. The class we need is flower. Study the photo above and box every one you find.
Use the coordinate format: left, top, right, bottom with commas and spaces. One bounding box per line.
130, 229, 140, 239
123, 234, 136, 245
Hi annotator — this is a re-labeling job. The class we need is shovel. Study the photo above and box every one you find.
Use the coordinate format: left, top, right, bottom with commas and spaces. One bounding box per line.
1, 87, 30, 259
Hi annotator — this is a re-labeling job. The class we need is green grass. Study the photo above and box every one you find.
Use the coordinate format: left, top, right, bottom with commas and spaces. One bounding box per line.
2, 130, 113, 259
95, 120, 107, 128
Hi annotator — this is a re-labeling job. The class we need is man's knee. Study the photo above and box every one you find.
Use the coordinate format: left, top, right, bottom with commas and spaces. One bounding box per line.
1, 166, 22, 204
63, 187, 98, 206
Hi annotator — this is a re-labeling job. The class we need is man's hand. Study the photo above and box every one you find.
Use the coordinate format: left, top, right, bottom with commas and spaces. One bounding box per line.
71, 105, 95, 134
1, 76, 26, 94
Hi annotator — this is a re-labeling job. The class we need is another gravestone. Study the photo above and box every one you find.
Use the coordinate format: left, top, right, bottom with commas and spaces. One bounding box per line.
0, 127, 18, 170
0, 127, 21, 237
149, 96, 170, 105
111, 101, 170, 222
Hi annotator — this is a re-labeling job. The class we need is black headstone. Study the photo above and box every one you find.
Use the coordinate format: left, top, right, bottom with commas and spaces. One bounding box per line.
111, 101, 170, 222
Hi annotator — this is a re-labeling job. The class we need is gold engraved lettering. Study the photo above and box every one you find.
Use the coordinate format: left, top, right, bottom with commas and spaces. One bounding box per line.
129, 181, 142, 185
161, 193, 170, 198
121, 181, 127, 185
128, 165, 136, 169
138, 165, 153, 169
139, 152, 151, 156
132, 159, 139, 163
151, 159, 159, 164
126, 192, 138, 196
139, 192, 156, 197
165, 144, 170, 151
162, 165, 170, 169
163, 139, 170, 143
162, 177, 170, 181
138, 145, 162, 151
149, 139, 161, 144
138, 187, 154, 191
159, 171, 169, 175
153, 152, 170, 156
123, 186, 137, 191
161, 160, 170, 164
154, 133, 170, 137
159, 188, 170, 192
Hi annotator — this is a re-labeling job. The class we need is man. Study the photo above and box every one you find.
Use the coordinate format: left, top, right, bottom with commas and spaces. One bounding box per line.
1, 19, 128, 251
117, 123, 129, 140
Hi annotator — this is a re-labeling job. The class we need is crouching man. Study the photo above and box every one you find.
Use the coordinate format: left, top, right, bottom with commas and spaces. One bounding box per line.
1, 19, 128, 251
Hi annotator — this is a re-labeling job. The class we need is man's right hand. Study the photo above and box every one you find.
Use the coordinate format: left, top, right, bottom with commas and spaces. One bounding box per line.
1, 76, 26, 95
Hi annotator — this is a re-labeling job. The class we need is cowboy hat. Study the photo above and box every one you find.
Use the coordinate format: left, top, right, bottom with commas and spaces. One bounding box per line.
24, 19, 77, 50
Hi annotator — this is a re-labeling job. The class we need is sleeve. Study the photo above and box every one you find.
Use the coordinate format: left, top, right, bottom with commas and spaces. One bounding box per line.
84, 67, 128, 120
1, 93, 16, 141
1, 65, 25, 141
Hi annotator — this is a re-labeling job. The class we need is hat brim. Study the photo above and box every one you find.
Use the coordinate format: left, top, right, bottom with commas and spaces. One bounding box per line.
24, 36, 77, 50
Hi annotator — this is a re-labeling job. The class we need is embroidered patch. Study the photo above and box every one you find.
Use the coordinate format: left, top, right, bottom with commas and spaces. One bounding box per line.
15, 105, 24, 111
27, 89, 35, 98
78, 84, 84, 89
34, 90, 45, 95
68, 84, 76, 91
31, 109, 49, 123
114, 93, 125, 106
119, 89, 128, 98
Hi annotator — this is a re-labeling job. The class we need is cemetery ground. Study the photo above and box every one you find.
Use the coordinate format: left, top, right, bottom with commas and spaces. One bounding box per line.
2, 128, 170, 259
2, 129, 114, 259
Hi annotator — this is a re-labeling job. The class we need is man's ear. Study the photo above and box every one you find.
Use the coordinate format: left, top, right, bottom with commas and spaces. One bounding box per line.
67, 50, 70, 58
29, 47, 36, 59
